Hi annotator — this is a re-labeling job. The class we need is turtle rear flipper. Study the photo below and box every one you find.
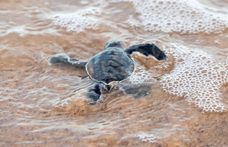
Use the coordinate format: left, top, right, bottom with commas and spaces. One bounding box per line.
86, 83, 102, 105
49, 53, 87, 69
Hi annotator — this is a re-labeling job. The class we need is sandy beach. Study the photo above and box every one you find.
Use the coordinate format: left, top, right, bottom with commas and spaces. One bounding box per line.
0, 0, 228, 146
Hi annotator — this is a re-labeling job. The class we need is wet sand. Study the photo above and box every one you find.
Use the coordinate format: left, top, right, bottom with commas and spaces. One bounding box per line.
0, 0, 228, 146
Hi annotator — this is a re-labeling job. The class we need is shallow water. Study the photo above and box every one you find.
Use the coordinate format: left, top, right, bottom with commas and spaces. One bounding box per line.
1, 0, 228, 146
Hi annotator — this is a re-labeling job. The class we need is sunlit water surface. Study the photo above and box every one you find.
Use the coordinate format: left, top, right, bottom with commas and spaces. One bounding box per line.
1, 0, 228, 146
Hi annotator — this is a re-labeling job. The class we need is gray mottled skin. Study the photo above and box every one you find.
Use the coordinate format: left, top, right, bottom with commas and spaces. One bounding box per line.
49, 40, 167, 105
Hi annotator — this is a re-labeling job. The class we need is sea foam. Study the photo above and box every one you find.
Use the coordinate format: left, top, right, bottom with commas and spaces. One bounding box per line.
109, 0, 228, 34
160, 43, 227, 112
49, 7, 101, 33
49, 0, 228, 34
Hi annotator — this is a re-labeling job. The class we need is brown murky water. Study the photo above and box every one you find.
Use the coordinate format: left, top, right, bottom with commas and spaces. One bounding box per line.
1, 0, 228, 146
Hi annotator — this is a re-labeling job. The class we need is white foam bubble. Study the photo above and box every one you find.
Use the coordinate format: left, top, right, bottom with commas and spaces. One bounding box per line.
128, 65, 154, 85
109, 0, 228, 34
138, 133, 157, 143
160, 43, 228, 112
49, 7, 101, 33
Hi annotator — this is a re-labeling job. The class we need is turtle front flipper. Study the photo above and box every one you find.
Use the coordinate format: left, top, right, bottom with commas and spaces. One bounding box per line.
86, 83, 102, 105
49, 53, 87, 69
125, 43, 166, 60
120, 83, 151, 99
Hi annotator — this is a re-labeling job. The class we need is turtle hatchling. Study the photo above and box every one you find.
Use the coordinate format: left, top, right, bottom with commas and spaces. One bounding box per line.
49, 40, 166, 104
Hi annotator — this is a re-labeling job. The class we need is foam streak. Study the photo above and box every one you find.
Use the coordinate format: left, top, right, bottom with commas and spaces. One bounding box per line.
160, 43, 227, 112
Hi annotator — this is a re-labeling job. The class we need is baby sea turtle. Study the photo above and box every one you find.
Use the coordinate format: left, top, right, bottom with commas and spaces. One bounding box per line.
49, 40, 166, 104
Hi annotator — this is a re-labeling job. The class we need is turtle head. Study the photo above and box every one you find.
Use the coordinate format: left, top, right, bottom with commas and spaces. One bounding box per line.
104, 40, 123, 50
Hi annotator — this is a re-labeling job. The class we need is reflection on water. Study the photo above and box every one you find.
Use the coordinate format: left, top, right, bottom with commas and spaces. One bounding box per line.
0, 0, 228, 146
